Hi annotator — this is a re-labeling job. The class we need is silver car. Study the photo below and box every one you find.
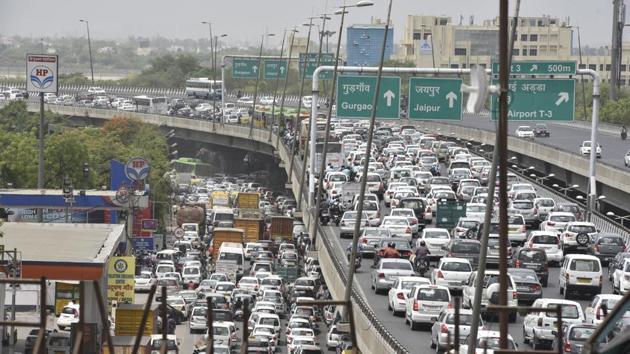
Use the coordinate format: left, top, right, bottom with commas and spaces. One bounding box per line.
371, 258, 416, 293
339, 211, 370, 238
430, 308, 483, 351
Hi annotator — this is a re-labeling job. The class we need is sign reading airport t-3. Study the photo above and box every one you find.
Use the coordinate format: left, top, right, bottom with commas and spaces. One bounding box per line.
232, 58, 260, 79
408, 78, 462, 120
336, 75, 400, 119
492, 61, 577, 75
491, 78, 575, 121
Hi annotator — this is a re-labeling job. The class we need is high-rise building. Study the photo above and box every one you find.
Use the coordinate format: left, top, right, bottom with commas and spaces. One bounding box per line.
346, 18, 394, 66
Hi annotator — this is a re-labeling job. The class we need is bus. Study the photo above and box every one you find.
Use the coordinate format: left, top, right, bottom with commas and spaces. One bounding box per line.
185, 78, 223, 99
171, 157, 214, 177
132, 96, 168, 114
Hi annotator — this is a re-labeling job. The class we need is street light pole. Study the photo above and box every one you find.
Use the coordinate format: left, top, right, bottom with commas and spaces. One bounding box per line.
269, 30, 288, 142
79, 19, 95, 85
249, 32, 275, 137
343, 0, 393, 321
309, 0, 374, 251
276, 27, 299, 148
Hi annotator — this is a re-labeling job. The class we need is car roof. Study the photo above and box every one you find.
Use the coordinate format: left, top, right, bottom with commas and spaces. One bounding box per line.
440, 257, 471, 263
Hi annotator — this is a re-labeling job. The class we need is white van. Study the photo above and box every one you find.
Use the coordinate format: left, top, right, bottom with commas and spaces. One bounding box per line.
156, 249, 180, 264
212, 208, 235, 228
559, 254, 602, 299
216, 242, 245, 281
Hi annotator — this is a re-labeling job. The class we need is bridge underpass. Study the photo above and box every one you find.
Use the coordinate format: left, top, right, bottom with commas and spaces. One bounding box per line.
15, 102, 630, 353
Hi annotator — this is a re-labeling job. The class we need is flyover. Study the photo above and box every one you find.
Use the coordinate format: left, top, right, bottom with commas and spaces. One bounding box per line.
9, 101, 630, 352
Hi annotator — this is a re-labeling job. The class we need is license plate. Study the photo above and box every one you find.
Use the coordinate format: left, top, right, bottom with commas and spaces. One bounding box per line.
449, 281, 462, 285
578, 278, 591, 284
517, 286, 530, 292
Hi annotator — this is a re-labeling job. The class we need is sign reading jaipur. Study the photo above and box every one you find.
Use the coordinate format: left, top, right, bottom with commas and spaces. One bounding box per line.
408, 78, 462, 120
107, 256, 135, 304
26, 54, 58, 93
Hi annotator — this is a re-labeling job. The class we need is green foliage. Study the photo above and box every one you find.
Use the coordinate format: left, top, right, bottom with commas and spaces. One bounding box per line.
58, 73, 91, 85
124, 54, 213, 88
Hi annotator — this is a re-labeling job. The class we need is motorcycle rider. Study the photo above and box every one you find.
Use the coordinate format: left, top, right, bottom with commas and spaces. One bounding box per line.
622, 125, 628, 140
382, 242, 400, 258
414, 240, 431, 269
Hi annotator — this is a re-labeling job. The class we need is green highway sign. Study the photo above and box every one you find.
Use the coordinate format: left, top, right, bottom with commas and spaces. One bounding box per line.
408, 78, 462, 120
299, 53, 335, 79
232, 58, 260, 79
492, 61, 577, 75
336, 75, 400, 119
263, 59, 288, 80
491, 78, 575, 121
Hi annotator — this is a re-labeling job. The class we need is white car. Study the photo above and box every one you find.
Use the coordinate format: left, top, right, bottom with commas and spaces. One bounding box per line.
459, 330, 517, 353
118, 102, 135, 111
625, 150, 630, 166
560, 221, 598, 253
430, 308, 483, 353
380, 216, 413, 239
612, 258, 630, 295
389, 208, 419, 235
522, 298, 584, 349
56, 304, 80, 331
462, 270, 518, 322
539, 212, 576, 234
559, 254, 602, 298
515, 126, 535, 138
430, 257, 472, 291
387, 276, 432, 315
371, 258, 416, 293
87, 86, 106, 95
237, 96, 254, 105
526, 231, 564, 264
134, 270, 157, 292
579, 140, 602, 158
419, 228, 451, 258
287, 335, 316, 354
404, 284, 451, 329
584, 294, 623, 326
259, 96, 276, 105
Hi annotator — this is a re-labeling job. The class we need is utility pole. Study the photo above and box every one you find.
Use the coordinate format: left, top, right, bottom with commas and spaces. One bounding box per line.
610, 0, 622, 100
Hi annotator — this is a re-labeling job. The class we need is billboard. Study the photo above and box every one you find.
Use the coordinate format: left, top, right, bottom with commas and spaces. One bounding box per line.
26, 54, 59, 93
107, 256, 135, 305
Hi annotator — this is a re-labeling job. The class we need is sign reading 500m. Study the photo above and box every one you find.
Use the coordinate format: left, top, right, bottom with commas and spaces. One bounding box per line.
26, 54, 58, 93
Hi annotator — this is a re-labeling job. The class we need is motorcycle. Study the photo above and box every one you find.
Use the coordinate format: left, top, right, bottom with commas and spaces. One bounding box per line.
319, 209, 330, 225
622, 130, 628, 140
414, 256, 429, 277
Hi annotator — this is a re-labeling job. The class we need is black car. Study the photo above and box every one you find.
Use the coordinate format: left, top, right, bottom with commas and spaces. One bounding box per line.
398, 197, 429, 224
372, 238, 413, 266
508, 248, 549, 286
443, 239, 481, 269
533, 123, 550, 137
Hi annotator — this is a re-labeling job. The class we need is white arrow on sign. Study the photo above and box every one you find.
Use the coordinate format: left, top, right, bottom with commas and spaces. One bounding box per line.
279, 66, 285, 74
555, 92, 569, 106
530, 64, 539, 72
383, 90, 395, 107
445, 91, 457, 108
252, 65, 258, 73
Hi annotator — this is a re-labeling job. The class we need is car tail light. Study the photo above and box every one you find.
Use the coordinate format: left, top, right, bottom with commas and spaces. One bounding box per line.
564, 342, 572, 353
519, 226, 526, 233
530, 284, 542, 292
411, 218, 418, 225
362, 238, 368, 244
341, 221, 345, 226
508, 247, 513, 257
397, 292, 405, 300
514, 260, 521, 268
547, 221, 555, 226
537, 318, 543, 327
512, 290, 518, 300
447, 303, 453, 309
624, 245, 628, 252
427, 207, 432, 213
406, 227, 412, 234
413, 300, 419, 311
595, 244, 601, 253
596, 306, 602, 320
378, 272, 385, 279
440, 324, 449, 333
437, 271, 445, 279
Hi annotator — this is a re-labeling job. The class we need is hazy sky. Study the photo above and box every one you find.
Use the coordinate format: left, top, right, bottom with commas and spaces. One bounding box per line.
0, 0, 619, 47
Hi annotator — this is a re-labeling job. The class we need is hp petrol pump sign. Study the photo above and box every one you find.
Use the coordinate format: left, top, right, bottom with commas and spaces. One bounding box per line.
26, 54, 58, 93
124, 157, 151, 181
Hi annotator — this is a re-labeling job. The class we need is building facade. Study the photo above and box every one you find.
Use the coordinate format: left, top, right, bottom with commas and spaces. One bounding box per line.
397, 14, 630, 85
346, 18, 394, 66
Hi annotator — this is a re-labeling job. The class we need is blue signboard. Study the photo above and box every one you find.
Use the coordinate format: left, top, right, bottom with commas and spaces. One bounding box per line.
131, 237, 154, 251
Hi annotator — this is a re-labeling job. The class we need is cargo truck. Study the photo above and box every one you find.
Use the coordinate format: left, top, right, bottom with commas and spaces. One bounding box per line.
234, 217, 264, 243
270, 216, 293, 243
176, 205, 206, 237
102, 336, 150, 354
114, 304, 158, 337
236, 192, 260, 210
210, 228, 244, 260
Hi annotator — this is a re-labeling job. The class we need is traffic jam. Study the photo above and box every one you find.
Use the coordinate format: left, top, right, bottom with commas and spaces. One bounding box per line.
310, 119, 628, 353
135, 179, 342, 354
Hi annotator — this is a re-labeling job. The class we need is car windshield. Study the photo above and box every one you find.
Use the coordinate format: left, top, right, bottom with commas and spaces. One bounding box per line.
391, 210, 413, 217
570, 259, 600, 272
570, 225, 596, 233
459, 221, 479, 229
467, 205, 485, 213
569, 327, 595, 341
446, 313, 473, 325
537, 199, 555, 207
551, 215, 575, 222
401, 281, 426, 290
213, 326, 229, 336
476, 337, 516, 350
520, 250, 546, 262
382, 262, 412, 270
383, 219, 408, 226
192, 307, 207, 316
507, 216, 524, 224
513, 201, 533, 209
510, 271, 538, 282
401, 200, 424, 209
532, 235, 558, 244
442, 262, 471, 272
183, 268, 199, 275
216, 284, 234, 292
598, 236, 624, 246
416, 288, 450, 301
452, 242, 481, 253
546, 304, 580, 319
424, 231, 449, 239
